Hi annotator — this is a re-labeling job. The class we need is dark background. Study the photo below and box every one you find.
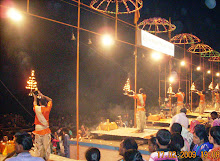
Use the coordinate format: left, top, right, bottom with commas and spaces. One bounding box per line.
0, 0, 219, 125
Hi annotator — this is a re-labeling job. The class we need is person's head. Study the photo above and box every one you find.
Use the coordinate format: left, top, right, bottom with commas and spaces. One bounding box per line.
148, 136, 158, 153
14, 132, 33, 153
180, 108, 187, 114
169, 133, 184, 153
119, 137, 138, 156
209, 126, 220, 145
123, 149, 144, 161
62, 127, 69, 135
156, 129, 171, 147
178, 88, 182, 92
170, 123, 182, 134
139, 88, 144, 94
85, 147, 100, 161
211, 111, 218, 120
39, 98, 47, 106
193, 124, 208, 146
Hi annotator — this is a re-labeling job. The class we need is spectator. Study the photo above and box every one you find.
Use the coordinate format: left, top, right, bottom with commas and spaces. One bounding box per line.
169, 133, 184, 158
149, 129, 178, 161
85, 147, 101, 161
62, 128, 70, 158
192, 124, 213, 157
170, 108, 189, 129
124, 149, 144, 161
209, 111, 220, 127
118, 137, 138, 161
148, 136, 158, 153
5, 132, 44, 161
170, 123, 192, 151
205, 126, 220, 161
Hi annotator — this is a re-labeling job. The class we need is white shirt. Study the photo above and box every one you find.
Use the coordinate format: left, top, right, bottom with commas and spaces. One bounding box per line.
170, 112, 189, 129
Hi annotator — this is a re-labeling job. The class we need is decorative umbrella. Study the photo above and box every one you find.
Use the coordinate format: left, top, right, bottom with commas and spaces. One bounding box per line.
138, 17, 176, 34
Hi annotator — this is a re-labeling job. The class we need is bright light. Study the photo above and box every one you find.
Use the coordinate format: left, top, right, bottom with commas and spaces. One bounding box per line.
101, 34, 114, 46
207, 70, 211, 74
180, 61, 185, 66
7, 8, 22, 21
216, 72, 220, 76
169, 76, 174, 83
151, 52, 162, 61
197, 66, 201, 71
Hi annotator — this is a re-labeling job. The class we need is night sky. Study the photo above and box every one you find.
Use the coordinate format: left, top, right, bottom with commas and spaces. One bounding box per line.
0, 0, 219, 123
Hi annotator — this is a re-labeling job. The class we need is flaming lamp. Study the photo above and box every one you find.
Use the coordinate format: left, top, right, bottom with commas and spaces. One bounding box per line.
215, 84, 219, 92
190, 82, 196, 92
25, 70, 38, 96
123, 78, 134, 95
208, 82, 214, 91
167, 84, 173, 94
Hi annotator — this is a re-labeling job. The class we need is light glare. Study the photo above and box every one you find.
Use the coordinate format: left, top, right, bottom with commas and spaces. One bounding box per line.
197, 66, 201, 71
169, 76, 174, 83
102, 35, 114, 46
216, 72, 220, 76
180, 61, 185, 66
151, 52, 161, 60
7, 8, 22, 21
207, 70, 211, 74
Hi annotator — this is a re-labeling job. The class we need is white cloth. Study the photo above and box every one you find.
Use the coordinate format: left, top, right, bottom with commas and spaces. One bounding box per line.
34, 133, 51, 161
170, 112, 189, 129
6, 152, 44, 161
136, 111, 146, 131
181, 127, 193, 151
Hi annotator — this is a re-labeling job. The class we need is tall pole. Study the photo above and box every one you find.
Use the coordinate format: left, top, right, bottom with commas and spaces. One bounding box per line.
191, 52, 193, 111
27, 0, 29, 13
203, 58, 205, 90
212, 62, 214, 107
115, 0, 118, 40
76, 0, 80, 159
165, 64, 167, 98
134, 23, 138, 128
159, 64, 161, 106
169, 57, 172, 116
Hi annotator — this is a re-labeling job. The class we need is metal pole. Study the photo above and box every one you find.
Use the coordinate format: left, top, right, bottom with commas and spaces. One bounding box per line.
115, 0, 118, 40
203, 58, 205, 90
165, 64, 166, 98
159, 64, 161, 106
76, 0, 80, 159
27, 0, 29, 13
191, 53, 193, 112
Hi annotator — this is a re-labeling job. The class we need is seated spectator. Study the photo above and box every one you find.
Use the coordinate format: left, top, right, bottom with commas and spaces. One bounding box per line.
123, 149, 144, 161
148, 136, 158, 153
85, 147, 100, 161
169, 133, 184, 158
149, 129, 178, 161
205, 126, 220, 161
192, 124, 213, 157
5, 132, 44, 161
170, 123, 191, 151
209, 111, 220, 127
118, 137, 138, 161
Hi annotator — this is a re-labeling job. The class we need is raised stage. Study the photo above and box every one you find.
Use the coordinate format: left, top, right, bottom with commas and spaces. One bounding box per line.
91, 127, 158, 139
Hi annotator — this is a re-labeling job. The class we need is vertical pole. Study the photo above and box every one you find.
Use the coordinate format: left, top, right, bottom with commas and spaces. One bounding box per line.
203, 58, 205, 90
159, 64, 161, 106
212, 62, 214, 107
165, 64, 166, 98
169, 57, 172, 115
115, 0, 118, 40
179, 65, 181, 88
76, 0, 80, 159
191, 53, 193, 112
27, 0, 29, 13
